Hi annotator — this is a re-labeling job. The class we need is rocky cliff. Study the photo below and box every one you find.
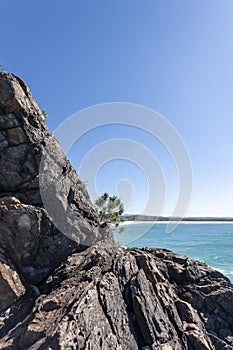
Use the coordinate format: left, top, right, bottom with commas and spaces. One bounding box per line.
0, 72, 232, 350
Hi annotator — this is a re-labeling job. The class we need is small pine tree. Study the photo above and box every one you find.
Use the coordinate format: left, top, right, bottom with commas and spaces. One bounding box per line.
95, 192, 125, 231
41, 110, 48, 120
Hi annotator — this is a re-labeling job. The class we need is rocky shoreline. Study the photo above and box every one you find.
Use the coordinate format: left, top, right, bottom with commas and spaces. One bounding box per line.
0, 72, 232, 349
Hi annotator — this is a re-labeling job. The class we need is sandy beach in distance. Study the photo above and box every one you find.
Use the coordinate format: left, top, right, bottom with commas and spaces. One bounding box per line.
121, 220, 233, 225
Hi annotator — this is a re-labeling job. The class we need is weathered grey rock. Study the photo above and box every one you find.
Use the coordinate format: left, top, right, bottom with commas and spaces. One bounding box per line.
0, 71, 114, 248
0, 246, 232, 349
132, 248, 233, 349
0, 72, 233, 349
0, 246, 25, 312
0, 196, 80, 288
0, 71, 116, 311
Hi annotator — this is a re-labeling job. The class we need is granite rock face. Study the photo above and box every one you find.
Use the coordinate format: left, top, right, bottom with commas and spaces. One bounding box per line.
0, 72, 232, 349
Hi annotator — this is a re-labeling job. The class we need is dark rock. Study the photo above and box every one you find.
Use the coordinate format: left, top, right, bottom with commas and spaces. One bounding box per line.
0, 72, 233, 349
0, 71, 115, 310
0, 71, 113, 248
0, 246, 25, 312
0, 196, 80, 286
1, 245, 232, 349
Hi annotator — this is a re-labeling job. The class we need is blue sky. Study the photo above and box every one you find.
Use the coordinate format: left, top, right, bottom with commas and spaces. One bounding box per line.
1, 0, 233, 217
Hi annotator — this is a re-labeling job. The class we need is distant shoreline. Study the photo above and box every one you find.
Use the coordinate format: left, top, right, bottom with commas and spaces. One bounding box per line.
121, 220, 233, 225
121, 215, 233, 223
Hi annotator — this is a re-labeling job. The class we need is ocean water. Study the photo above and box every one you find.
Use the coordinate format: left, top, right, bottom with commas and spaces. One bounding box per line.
114, 222, 233, 283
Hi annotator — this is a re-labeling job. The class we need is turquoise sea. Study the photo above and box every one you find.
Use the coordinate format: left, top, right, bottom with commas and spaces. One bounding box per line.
114, 222, 233, 283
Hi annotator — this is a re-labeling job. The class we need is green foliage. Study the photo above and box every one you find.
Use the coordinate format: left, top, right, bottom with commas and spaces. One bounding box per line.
38, 105, 48, 120
95, 192, 125, 230
0, 64, 3, 71
41, 109, 48, 120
